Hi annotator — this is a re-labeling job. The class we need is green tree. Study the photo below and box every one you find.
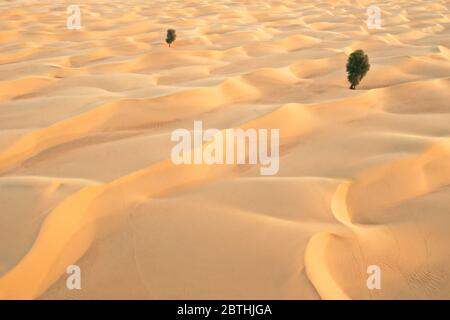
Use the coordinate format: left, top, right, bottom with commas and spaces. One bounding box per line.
346, 50, 370, 89
166, 29, 176, 47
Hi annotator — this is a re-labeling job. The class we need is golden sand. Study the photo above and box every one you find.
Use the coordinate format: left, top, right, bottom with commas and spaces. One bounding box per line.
0, 0, 449, 299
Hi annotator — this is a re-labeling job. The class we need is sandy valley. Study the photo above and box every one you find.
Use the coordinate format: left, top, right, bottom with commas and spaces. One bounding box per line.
0, 0, 450, 299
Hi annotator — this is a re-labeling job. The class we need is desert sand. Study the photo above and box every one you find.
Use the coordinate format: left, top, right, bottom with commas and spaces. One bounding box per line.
0, 0, 449, 299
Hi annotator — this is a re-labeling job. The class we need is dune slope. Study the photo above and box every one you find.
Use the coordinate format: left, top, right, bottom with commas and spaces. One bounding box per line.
0, 0, 450, 299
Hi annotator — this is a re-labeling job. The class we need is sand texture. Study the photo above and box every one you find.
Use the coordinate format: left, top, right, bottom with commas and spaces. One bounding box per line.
0, 0, 450, 299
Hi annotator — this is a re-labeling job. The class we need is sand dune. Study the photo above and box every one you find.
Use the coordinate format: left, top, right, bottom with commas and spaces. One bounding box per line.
0, 0, 450, 299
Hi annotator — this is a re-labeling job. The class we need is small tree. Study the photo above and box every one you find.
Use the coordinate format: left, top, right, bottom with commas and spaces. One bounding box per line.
166, 29, 176, 47
346, 50, 370, 89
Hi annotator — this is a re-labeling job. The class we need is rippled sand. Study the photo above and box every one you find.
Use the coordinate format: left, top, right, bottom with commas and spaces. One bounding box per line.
0, 0, 449, 299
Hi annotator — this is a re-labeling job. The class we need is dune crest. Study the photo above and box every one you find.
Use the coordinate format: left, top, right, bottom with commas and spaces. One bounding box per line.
1, 0, 449, 299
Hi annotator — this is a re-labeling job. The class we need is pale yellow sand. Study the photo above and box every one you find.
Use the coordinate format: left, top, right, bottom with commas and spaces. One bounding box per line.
0, 0, 450, 299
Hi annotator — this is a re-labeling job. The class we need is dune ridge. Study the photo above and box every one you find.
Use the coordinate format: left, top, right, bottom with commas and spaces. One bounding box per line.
0, 0, 449, 299
305, 139, 450, 299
